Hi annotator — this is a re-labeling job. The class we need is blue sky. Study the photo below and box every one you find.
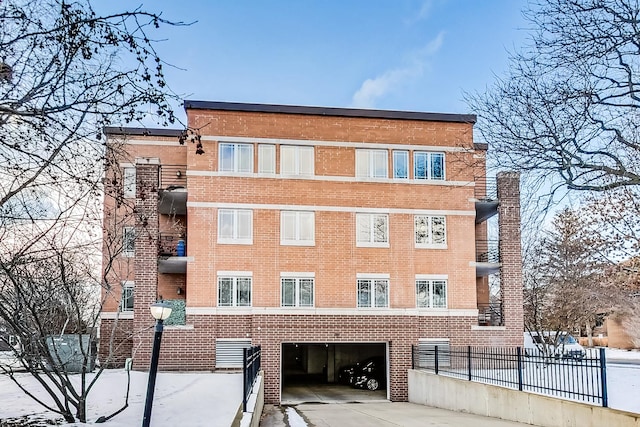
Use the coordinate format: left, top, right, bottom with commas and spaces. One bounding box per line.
124, 1, 529, 121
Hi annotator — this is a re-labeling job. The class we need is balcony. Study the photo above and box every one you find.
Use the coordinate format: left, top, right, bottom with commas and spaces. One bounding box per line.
158, 232, 187, 274
474, 176, 498, 224
477, 302, 503, 326
158, 165, 187, 215
476, 239, 500, 276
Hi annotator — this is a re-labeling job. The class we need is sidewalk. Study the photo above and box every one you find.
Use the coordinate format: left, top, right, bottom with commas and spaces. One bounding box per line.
260, 402, 536, 427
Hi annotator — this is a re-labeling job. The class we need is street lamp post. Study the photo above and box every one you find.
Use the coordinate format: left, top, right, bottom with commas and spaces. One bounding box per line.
142, 302, 172, 427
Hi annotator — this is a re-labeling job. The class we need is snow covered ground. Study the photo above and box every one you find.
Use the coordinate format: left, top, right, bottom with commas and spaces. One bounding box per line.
0, 348, 638, 425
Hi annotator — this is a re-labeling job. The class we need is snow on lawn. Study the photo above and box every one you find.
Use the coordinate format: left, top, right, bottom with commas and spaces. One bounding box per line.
0, 369, 242, 426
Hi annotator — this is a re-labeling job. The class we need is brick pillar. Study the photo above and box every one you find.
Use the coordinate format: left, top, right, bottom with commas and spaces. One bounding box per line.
496, 171, 524, 345
132, 158, 160, 370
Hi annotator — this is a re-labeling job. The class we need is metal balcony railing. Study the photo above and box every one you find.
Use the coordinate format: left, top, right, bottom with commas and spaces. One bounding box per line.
159, 165, 187, 190
477, 302, 503, 326
158, 232, 187, 257
474, 176, 497, 201
476, 239, 500, 263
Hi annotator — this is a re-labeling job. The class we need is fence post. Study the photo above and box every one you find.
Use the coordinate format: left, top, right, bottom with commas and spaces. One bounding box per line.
467, 346, 472, 381
599, 347, 608, 407
517, 347, 523, 391
411, 345, 415, 369
242, 347, 248, 412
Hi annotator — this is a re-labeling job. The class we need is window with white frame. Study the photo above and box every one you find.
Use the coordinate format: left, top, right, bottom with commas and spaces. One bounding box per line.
393, 150, 408, 179
281, 275, 314, 307
280, 145, 314, 176
414, 215, 446, 248
218, 209, 252, 244
218, 276, 252, 307
123, 167, 136, 198
258, 144, 276, 174
281, 211, 315, 245
219, 143, 253, 173
416, 277, 447, 308
122, 226, 135, 257
120, 281, 134, 312
357, 277, 389, 308
356, 149, 388, 178
356, 213, 389, 247
414, 152, 445, 180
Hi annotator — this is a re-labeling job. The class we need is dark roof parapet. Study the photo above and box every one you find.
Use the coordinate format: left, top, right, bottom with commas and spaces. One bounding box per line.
103, 126, 184, 138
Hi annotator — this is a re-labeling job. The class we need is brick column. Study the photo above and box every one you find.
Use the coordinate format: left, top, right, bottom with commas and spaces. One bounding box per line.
496, 171, 524, 345
132, 158, 160, 369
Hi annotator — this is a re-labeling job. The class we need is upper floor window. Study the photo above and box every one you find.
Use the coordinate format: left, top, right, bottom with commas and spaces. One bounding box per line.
219, 143, 253, 173
120, 281, 134, 312
281, 145, 314, 176
122, 226, 135, 257
218, 209, 253, 244
258, 144, 276, 174
414, 215, 446, 248
393, 151, 409, 179
356, 149, 388, 178
281, 211, 315, 245
416, 278, 447, 308
218, 276, 252, 307
357, 277, 389, 308
414, 152, 445, 180
123, 167, 136, 198
281, 276, 314, 307
356, 213, 389, 247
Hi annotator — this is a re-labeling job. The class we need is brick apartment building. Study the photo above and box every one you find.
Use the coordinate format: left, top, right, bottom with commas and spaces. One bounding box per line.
99, 101, 523, 403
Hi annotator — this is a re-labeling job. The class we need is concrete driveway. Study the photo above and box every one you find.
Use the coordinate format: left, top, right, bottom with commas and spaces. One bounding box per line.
260, 402, 535, 426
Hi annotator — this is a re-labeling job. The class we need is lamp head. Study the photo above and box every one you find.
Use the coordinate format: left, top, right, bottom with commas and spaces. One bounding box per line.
150, 301, 172, 321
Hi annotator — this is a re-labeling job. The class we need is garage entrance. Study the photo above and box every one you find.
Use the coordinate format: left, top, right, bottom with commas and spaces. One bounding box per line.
281, 342, 388, 403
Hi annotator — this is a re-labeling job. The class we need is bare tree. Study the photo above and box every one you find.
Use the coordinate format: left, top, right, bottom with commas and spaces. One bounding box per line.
0, 0, 188, 423
467, 0, 640, 193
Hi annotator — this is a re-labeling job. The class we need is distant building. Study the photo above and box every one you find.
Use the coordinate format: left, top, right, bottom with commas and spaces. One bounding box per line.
99, 101, 524, 403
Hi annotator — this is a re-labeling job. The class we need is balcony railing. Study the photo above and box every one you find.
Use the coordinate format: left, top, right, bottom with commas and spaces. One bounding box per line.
476, 239, 499, 263
158, 232, 186, 257
477, 302, 503, 326
160, 164, 187, 190
474, 176, 497, 201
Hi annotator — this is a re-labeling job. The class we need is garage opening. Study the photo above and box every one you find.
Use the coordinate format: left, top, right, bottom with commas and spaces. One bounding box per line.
281, 342, 388, 403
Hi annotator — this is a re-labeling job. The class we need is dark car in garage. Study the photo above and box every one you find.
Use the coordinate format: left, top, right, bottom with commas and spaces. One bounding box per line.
337, 356, 386, 391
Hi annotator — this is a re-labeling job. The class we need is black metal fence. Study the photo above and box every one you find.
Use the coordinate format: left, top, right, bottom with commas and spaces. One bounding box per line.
412, 345, 607, 407
242, 345, 262, 412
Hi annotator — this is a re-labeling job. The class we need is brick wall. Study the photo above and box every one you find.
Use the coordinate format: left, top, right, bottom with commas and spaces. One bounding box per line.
98, 318, 133, 368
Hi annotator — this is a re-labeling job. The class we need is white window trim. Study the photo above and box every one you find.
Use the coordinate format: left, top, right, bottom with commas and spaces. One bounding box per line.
217, 209, 253, 245
122, 226, 135, 257
280, 145, 315, 176
356, 149, 389, 179
120, 281, 134, 312
356, 277, 390, 309
392, 150, 409, 180
123, 166, 136, 198
280, 211, 315, 246
415, 277, 448, 309
217, 275, 252, 307
414, 215, 447, 249
281, 275, 315, 308
218, 143, 254, 173
356, 213, 389, 248
413, 151, 446, 181
258, 144, 276, 175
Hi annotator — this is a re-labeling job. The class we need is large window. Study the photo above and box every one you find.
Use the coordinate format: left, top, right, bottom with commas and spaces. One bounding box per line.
414, 152, 445, 180
356, 149, 388, 178
258, 144, 276, 174
218, 209, 253, 244
218, 276, 252, 307
281, 145, 314, 176
281, 211, 315, 245
281, 276, 314, 307
414, 215, 446, 248
393, 150, 408, 179
416, 278, 447, 308
123, 167, 136, 198
356, 213, 389, 247
219, 143, 253, 173
122, 226, 135, 257
357, 278, 389, 308
120, 281, 134, 312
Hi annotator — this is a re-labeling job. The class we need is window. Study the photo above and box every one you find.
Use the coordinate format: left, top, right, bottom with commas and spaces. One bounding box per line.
281, 145, 314, 176
281, 276, 314, 307
393, 151, 408, 179
218, 276, 252, 307
414, 152, 445, 180
123, 167, 136, 198
122, 226, 135, 257
258, 144, 276, 174
357, 278, 389, 308
120, 281, 134, 312
281, 211, 315, 245
356, 213, 389, 247
414, 216, 446, 248
356, 149, 388, 178
416, 279, 447, 308
219, 143, 253, 173
218, 209, 252, 244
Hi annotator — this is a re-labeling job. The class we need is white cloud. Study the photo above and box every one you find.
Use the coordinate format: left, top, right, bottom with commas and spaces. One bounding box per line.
351, 31, 445, 109
405, 0, 435, 26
